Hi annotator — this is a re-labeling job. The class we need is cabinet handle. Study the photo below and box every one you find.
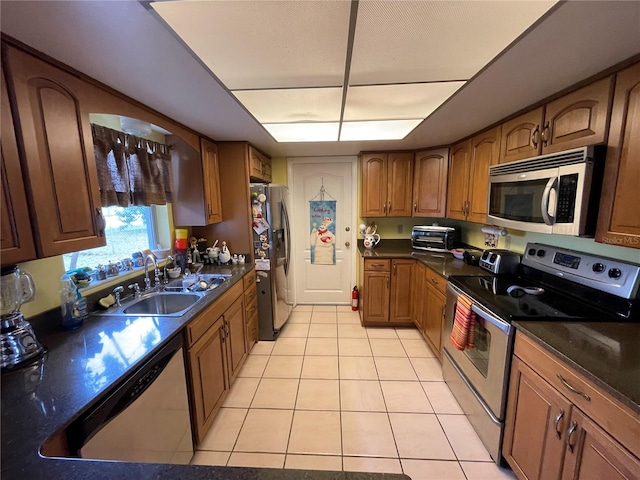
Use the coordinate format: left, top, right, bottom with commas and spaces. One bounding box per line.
441, 304, 445, 319
393, 264, 397, 274
383, 203, 387, 214
387, 276, 389, 288
557, 374, 591, 402
371, 263, 385, 268
208, 203, 212, 216
431, 277, 439, 286
388, 201, 392, 212
532, 125, 540, 148
542, 121, 550, 147
225, 321, 230, 338
554, 409, 565, 439
414, 203, 417, 212
566, 421, 578, 453
95, 208, 106, 237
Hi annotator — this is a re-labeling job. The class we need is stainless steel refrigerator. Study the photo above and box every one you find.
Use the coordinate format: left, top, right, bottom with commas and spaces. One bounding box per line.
250, 184, 292, 340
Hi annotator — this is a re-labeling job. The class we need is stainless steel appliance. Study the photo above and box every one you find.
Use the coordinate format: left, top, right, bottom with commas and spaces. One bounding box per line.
487, 146, 605, 236
67, 334, 193, 463
250, 184, 292, 340
478, 249, 521, 275
442, 243, 640, 464
411, 225, 457, 252
1, 265, 45, 371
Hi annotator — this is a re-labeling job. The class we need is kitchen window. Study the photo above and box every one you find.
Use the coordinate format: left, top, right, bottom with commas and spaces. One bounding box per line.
63, 204, 170, 271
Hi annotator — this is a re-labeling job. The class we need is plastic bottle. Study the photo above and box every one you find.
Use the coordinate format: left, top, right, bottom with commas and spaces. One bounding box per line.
60, 275, 84, 330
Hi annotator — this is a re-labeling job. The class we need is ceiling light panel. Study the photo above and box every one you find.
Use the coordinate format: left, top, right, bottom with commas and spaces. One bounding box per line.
233, 88, 342, 123
343, 82, 465, 121
264, 122, 339, 142
152, 1, 351, 89
350, 0, 558, 85
340, 119, 422, 141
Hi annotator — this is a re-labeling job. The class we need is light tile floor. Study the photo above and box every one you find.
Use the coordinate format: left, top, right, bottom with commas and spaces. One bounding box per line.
192, 305, 516, 480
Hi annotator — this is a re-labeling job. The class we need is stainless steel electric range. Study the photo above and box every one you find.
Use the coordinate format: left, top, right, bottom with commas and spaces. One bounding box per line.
441, 243, 640, 464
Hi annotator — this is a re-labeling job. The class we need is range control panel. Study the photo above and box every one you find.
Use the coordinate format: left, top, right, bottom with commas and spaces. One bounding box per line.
522, 243, 640, 299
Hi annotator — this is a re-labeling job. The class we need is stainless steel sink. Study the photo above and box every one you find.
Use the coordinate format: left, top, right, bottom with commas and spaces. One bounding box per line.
95, 291, 205, 317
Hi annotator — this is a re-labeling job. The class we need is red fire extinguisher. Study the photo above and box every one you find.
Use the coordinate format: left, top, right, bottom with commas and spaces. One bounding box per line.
351, 286, 359, 311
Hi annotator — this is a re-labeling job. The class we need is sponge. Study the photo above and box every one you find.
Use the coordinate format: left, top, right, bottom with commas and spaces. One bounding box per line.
98, 294, 116, 309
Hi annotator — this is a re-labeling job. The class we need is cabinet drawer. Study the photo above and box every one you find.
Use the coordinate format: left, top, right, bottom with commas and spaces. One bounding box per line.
187, 280, 243, 346
514, 332, 640, 458
364, 259, 390, 271
244, 284, 257, 305
245, 294, 258, 319
425, 267, 447, 295
243, 270, 257, 290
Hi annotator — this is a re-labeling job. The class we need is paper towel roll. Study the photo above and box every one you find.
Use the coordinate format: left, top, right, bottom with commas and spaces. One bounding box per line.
481, 226, 508, 236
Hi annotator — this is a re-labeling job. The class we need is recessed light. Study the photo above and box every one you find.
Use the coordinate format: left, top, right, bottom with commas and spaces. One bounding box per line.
264, 123, 340, 142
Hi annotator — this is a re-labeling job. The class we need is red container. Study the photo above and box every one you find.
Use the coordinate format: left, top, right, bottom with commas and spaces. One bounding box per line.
175, 238, 187, 250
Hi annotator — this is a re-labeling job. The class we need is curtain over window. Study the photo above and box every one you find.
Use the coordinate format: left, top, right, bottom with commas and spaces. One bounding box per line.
91, 124, 173, 207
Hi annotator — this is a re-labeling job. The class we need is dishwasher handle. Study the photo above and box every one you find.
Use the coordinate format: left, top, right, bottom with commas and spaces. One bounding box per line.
66, 334, 184, 455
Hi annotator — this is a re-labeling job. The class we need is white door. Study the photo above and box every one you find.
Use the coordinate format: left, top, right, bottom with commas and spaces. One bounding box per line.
288, 157, 356, 304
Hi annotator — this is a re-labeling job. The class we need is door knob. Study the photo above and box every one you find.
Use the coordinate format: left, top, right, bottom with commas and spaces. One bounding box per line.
345, 226, 350, 232
345, 242, 350, 247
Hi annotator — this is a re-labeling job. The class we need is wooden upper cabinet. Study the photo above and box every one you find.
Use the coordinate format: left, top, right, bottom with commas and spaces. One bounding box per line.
542, 76, 613, 154
5, 45, 105, 258
446, 139, 471, 221
596, 62, 640, 249
201, 138, 222, 224
248, 146, 271, 183
387, 152, 413, 217
361, 153, 387, 217
1, 64, 36, 265
500, 77, 613, 164
412, 148, 449, 218
500, 107, 544, 164
468, 126, 501, 223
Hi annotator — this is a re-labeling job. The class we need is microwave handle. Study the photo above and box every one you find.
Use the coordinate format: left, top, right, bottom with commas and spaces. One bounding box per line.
541, 176, 558, 226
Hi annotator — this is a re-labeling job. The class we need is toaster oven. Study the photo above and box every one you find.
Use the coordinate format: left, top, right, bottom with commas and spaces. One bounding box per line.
411, 226, 457, 252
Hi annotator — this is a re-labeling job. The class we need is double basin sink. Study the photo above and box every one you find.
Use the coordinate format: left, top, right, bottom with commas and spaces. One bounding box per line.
96, 274, 229, 317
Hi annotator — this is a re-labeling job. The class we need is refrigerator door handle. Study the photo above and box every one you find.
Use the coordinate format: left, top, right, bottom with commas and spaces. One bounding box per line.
281, 200, 291, 276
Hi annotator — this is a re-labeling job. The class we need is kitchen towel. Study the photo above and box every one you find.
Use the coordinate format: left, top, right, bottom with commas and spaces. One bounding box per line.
450, 293, 476, 351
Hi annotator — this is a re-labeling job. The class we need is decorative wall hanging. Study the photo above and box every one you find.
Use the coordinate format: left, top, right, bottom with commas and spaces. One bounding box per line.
309, 180, 336, 265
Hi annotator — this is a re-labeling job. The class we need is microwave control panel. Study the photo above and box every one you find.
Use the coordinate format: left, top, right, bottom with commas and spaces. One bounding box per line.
556, 174, 578, 223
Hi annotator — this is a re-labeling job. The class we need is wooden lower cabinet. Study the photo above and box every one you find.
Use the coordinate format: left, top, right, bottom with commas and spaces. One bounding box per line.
185, 277, 250, 444
363, 270, 390, 322
412, 261, 426, 330
503, 332, 640, 480
423, 282, 446, 358
187, 317, 227, 445
390, 260, 414, 323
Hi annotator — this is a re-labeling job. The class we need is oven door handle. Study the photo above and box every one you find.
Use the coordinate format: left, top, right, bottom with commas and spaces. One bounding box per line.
447, 282, 511, 335
541, 176, 558, 226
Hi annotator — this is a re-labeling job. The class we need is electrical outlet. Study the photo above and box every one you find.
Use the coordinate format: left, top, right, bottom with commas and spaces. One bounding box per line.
397, 224, 403, 234
504, 235, 512, 249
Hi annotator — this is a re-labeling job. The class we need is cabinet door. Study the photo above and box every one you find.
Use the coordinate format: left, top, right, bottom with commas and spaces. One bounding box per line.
423, 283, 446, 355
1, 64, 36, 264
390, 259, 414, 323
361, 153, 387, 217
499, 107, 544, 163
542, 76, 613, 154
387, 152, 413, 217
446, 139, 472, 220
224, 296, 247, 385
413, 148, 449, 217
201, 138, 223, 224
363, 271, 389, 322
596, 63, 640, 249
468, 126, 501, 224
412, 261, 426, 329
6, 46, 105, 257
249, 146, 264, 180
188, 319, 228, 444
503, 357, 572, 480
561, 409, 640, 480
261, 154, 272, 183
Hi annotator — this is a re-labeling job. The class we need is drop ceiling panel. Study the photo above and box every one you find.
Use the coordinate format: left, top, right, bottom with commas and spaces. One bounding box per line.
152, 0, 351, 89
340, 119, 422, 141
343, 82, 465, 121
264, 122, 340, 142
350, 0, 557, 85
233, 88, 343, 123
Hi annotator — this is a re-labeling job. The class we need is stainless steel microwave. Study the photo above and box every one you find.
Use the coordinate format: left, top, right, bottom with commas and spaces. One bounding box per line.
487, 146, 604, 236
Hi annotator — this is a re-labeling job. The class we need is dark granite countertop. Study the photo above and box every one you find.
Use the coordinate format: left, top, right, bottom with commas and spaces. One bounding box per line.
514, 321, 640, 413
1, 264, 408, 480
358, 239, 486, 278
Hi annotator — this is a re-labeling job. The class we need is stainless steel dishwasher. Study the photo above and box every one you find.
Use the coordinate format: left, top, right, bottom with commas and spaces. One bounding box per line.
67, 334, 194, 464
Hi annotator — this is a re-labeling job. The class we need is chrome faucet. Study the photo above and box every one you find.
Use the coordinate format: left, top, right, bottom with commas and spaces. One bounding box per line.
143, 254, 159, 290
113, 285, 124, 307
163, 255, 175, 284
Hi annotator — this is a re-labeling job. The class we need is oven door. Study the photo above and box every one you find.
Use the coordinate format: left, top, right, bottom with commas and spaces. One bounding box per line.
442, 282, 513, 420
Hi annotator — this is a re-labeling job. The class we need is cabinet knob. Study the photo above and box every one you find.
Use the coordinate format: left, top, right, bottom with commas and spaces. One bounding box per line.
345, 242, 350, 247
414, 203, 417, 212
345, 226, 350, 232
